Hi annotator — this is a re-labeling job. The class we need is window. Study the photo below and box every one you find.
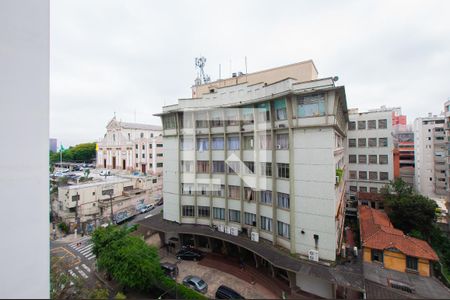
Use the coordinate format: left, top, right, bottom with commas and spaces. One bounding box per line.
181, 183, 194, 195
227, 136, 240, 150
212, 161, 225, 173
358, 155, 367, 164
368, 120, 376, 129
370, 187, 378, 193
149, 144, 152, 149
278, 221, 290, 239
371, 249, 383, 262
210, 110, 223, 127
244, 212, 256, 226
358, 138, 366, 147
142, 153, 145, 159
135, 153, 138, 159
348, 121, 356, 130
277, 192, 290, 209
157, 163, 163, 168
369, 155, 377, 164
260, 216, 273, 232
359, 171, 367, 180
213, 207, 225, 220
277, 163, 290, 179
181, 137, 194, 150
182, 205, 195, 217
229, 209, 241, 223
349, 155, 357, 164
350, 186, 357, 192
274, 98, 287, 120
140, 132, 144, 138
379, 155, 388, 164
142, 144, 145, 150
257, 102, 270, 122
359, 186, 367, 192
379, 138, 388, 147
243, 135, 254, 150
358, 121, 366, 130
259, 134, 272, 150
276, 134, 289, 150
135, 144, 138, 149
152, 179, 157, 184
197, 161, 209, 173
260, 190, 272, 205
151, 133, 154, 138
228, 185, 240, 199
181, 161, 194, 173
244, 187, 256, 201
113, 134, 115, 142
261, 162, 272, 177
227, 161, 240, 174
211, 184, 225, 197
244, 161, 254, 174
242, 106, 254, 125
211, 137, 224, 150
368, 138, 377, 147
157, 153, 163, 157
197, 184, 208, 197
369, 171, 378, 180
195, 112, 208, 128
380, 172, 389, 180
378, 119, 387, 129
297, 94, 325, 117
162, 114, 176, 129
197, 206, 210, 218
225, 109, 239, 126
156, 144, 163, 147
349, 170, 357, 179
128, 133, 131, 141
197, 138, 209, 151
406, 256, 418, 271
348, 139, 356, 148
72, 194, 80, 202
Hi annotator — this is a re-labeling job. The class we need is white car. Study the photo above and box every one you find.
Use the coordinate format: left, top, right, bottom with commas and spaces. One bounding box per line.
99, 170, 111, 176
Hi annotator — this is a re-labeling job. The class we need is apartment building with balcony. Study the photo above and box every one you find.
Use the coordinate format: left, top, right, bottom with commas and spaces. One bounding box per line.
414, 114, 447, 197
346, 107, 398, 209
393, 124, 415, 187
96, 117, 164, 175
139, 61, 364, 298
54, 174, 161, 232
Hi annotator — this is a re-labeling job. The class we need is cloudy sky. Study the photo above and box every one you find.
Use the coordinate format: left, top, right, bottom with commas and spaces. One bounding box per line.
50, 0, 450, 147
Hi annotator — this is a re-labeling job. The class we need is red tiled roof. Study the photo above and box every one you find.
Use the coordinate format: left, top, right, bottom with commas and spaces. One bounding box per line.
358, 206, 439, 261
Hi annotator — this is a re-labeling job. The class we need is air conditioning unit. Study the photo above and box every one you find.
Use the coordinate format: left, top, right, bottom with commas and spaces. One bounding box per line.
308, 249, 319, 262
217, 224, 224, 232
251, 231, 259, 242
230, 227, 239, 236
225, 225, 231, 234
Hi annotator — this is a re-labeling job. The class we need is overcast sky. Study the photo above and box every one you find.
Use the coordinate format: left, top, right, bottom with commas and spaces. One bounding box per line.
50, 0, 450, 147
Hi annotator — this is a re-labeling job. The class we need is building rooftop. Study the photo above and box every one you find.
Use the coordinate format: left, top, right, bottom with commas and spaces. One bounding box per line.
61, 176, 132, 190
120, 121, 162, 131
359, 206, 438, 261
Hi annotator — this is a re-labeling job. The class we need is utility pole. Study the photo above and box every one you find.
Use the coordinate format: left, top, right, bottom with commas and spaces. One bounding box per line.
74, 192, 80, 237
108, 190, 114, 224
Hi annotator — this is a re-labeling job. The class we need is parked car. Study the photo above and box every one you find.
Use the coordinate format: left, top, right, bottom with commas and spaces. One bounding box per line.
140, 204, 154, 213
176, 248, 204, 261
182, 275, 208, 294
99, 170, 111, 176
61, 168, 70, 173
52, 171, 64, 177
72, 165, 81, 171
215, 285, 245, 299
160, 262, 178, 279
156, 197, 164, 206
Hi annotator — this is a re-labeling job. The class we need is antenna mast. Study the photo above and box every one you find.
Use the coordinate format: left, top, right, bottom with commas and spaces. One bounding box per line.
194, 56, 211, 86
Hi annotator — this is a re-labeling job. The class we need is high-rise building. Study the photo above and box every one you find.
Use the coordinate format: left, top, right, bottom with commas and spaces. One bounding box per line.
147, 61, 357, 298
414, 114, 446, 197
393, 123, 415, 187
96, 117, 163, 175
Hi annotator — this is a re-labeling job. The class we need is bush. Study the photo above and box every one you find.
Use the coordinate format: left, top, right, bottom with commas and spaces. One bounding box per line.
58, 222, 69, 234
115, 292, 127, 299
90, 288, 110, 299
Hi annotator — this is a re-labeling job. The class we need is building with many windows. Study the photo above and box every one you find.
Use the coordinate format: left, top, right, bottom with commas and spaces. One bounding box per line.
144, 61, 360, 298
346, 106, 399, 209
414, 114, 446, 197
96, 117, 164, 174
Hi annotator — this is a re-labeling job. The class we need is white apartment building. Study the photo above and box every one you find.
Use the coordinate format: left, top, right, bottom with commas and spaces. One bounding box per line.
346, 107, 396, 202
54, 174, 161, 232
148, 61, 353, 298
414, 114, 446, 197
96, 117, 164, 175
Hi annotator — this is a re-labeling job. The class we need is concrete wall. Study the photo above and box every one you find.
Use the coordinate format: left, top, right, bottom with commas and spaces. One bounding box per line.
163, 136, 180, 222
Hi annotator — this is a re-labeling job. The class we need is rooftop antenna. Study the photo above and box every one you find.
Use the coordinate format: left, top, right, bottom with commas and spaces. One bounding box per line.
194, 56, 211, 85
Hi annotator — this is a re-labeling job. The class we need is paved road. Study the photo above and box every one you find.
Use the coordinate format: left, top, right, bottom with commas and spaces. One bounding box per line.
127, 204, 163, 226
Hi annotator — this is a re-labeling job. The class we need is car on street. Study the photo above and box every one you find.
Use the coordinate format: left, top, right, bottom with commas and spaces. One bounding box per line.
156, 197, 163, 206
52, 171, 64, 177
140, 204, 154, 213
99, 170, 111, 176
215, 285, 245, 299
182, 275, 208, 294
176, 247, 204, 261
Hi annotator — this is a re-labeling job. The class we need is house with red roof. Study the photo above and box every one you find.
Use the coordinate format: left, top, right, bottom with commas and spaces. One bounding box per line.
358, 205, 438, 277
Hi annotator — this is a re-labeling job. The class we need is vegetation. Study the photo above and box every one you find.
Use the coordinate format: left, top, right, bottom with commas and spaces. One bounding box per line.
92, 225, 163, 291
50, 257, 87, 299
382, 178, 450, 282
159, 276, 208, 300
335, 168, 344, 183
58, 222, 69, 234
90, 288, 110, 299
114, 292, 127, 299
49, 142, 96, 163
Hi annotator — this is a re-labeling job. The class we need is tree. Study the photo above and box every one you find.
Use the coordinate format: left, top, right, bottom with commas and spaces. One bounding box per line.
49, 142, 97, 163
91, 225, 164, 291
383, 178, 438, 239
90, 288, 110, 299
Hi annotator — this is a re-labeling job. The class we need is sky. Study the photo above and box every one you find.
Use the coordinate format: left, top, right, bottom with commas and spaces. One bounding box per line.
50, 0, 450, 147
